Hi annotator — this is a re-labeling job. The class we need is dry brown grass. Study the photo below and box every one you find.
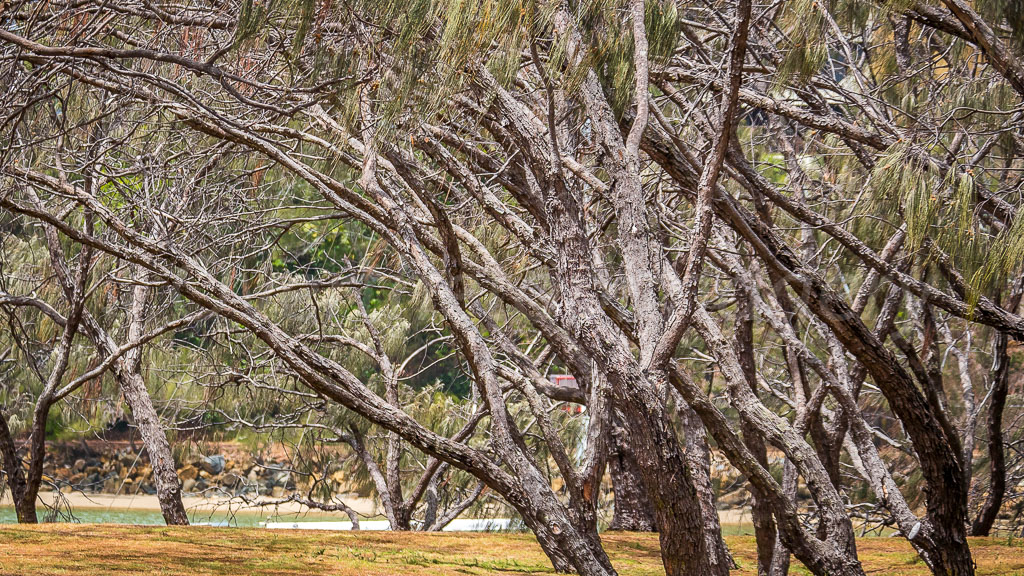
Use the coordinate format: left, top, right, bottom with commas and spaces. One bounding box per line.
1, 525, 1023, 575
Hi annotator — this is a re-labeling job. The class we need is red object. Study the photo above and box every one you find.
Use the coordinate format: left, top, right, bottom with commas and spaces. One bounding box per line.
549, 375, 585, 414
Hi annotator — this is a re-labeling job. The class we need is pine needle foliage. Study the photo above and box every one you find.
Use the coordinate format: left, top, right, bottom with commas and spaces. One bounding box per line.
770, 0, 829, 93
865, 144, 1024, 309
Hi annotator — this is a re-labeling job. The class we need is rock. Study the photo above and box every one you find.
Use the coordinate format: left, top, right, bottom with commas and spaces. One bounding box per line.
103, 476, 121, 493
61, 485, 73, 494
272, 472, 291, 488
199, 455, 225, 475
271, 486, 286, 498
247, 468, 260, 483
181, 478, 197, 493
140, 483, 157, 495
179, 465, 199, 481
72, 458, 87, 472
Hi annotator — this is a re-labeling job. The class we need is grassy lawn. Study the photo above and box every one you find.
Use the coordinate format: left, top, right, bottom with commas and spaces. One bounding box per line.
2, 525, 1024, 575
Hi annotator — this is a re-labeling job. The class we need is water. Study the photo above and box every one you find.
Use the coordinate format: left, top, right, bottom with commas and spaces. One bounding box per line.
0, 506, 322, 527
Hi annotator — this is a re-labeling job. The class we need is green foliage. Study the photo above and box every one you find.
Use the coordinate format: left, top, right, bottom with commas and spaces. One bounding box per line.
977, 0, 1024, 54
864, 144, 1024, 309
770, 0, 828, 93
584, 0, 679, 117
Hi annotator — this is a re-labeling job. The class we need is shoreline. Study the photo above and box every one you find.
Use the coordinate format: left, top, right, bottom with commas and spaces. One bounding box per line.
1, 490, 380, 517
2, 490, 756, 526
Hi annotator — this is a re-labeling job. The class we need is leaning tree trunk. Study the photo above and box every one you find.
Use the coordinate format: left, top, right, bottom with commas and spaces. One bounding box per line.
119, 274, 188, 526
43, 231, 189, 526
681, 404, 733, 573
117, 371, 189, 525
607, 414, 656, 532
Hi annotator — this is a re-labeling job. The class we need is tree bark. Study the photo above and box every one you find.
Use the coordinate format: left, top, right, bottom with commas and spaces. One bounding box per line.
735, 293, 778, 576
681, 404, 733, 573
119, 276, 188, 526
0, 411, 36, 523
39, 221, 188, 526
613, 389, 721, 576
971, 330, 1010, 536
607, 414, 656, 532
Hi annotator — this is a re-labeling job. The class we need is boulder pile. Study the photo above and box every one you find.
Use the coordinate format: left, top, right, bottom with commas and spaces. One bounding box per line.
40, 443, 301, 498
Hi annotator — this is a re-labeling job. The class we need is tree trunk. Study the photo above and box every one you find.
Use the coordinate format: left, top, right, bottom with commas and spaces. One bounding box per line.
391, 507, 414, 531
118, 370, 188, 525
120, 276, 188, 525
613, 387, 725, 576
735, 294, 778, 576
681, 405, 733, 572
19, 405, 49, 524
0, 412, 36, 523
769, 461, 797, 576
35, 226, 188, 525
607, 415, 656, 532
971, 330, 1009, 536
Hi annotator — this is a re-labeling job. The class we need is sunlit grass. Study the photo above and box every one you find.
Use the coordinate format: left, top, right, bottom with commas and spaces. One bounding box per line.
1, 525, 1023, 575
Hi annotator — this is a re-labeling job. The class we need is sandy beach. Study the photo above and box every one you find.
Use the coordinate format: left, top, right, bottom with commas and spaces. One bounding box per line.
1, 489, 381, 517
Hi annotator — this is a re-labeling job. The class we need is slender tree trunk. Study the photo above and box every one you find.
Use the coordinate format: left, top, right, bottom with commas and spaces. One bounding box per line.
735, 294, 778, 576
769, 461, 797, 576
40, 229, 188, 525
117, 374, 188, 525
971, 330, 1009, 536
19, 403, 50, 524
117, 273, 188, 526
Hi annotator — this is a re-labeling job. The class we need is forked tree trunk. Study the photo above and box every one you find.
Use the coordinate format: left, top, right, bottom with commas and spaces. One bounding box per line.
11, 487, 37, 523
41, 231, 188, 526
